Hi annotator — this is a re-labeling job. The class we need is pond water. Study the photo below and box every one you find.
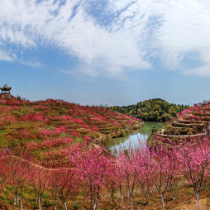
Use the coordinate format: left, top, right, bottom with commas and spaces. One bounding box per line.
105, 122, 163, 153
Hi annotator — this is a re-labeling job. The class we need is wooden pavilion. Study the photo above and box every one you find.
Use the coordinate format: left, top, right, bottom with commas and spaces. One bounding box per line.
0, 84, 12, 98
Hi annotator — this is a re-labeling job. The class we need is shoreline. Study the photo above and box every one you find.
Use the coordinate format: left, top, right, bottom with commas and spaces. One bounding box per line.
93, 122, 143, 143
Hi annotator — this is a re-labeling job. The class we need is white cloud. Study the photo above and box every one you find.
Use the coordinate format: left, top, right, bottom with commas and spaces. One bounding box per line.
183, 51, 210, 76
184, 66, 210, 76
19, 59, 42, 68
0, 48, 42, 68
0, 50, 13, 62
153, 0, 210, 68
0, 0, 210, 77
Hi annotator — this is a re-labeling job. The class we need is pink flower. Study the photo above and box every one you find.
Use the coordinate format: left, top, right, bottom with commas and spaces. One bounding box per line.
84, 136, 91, 142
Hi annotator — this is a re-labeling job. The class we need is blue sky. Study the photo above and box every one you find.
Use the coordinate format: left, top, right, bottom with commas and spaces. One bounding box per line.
0, 0, 210, 106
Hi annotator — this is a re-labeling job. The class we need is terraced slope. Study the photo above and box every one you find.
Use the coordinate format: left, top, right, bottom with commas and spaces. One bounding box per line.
0, 98, 141, 166
163, 103, 210, 135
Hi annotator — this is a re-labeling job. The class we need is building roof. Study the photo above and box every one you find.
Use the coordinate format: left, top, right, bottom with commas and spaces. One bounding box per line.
0, 84, 11, 91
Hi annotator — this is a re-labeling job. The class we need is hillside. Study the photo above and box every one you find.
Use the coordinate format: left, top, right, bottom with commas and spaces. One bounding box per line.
162, 102, 210, 135
0, 98, 210, 210
110, 98, 189, 122
0, 98, 141, 166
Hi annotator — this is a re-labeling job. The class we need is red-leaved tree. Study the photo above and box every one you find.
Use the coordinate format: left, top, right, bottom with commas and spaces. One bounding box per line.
71, 144, 112, 210
173, 138, 210, 210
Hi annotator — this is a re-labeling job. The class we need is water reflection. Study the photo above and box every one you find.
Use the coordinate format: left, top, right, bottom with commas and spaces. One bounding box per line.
105, 122, 163, 153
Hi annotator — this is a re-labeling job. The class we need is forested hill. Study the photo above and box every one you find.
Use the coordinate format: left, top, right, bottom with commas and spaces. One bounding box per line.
110, 98, 190, 122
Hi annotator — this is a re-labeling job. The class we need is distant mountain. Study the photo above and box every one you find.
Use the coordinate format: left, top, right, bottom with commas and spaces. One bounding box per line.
110, 98, 189, 122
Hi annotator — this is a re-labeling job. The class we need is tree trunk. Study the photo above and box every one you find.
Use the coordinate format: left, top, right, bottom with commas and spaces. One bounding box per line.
14, 190, 18, 205
93, 201, 96, 210
17, 195, 20, 204
110, 191, 114, 204
85, 195, 88, 204
130, 196, 134, 210
64, 202, 68, 210
38, 196, 42, 210
195, 192, 201, 210
147, 192, 150, 206
127, 189, 130, 198
121, 196, 124, 209
160, 193, 164, 210
20, 199, 23, 210
18, 194, 23, 210
170, 183, 175, 199
97, 199, 100, 210
54, 199, 57, 210
14, 194, 17, 205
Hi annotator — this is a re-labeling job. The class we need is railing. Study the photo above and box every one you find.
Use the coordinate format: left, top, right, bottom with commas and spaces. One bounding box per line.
157, 133, 207, 138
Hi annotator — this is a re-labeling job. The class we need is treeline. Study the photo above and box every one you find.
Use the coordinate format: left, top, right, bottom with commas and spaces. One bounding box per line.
110, 98, 189, 122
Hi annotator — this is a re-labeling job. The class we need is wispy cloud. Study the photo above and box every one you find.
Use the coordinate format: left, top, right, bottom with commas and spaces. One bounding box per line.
0, 50, 13, 62
0, 0, 210, 77
19, 59, 42, 68
0, 48, 42, 68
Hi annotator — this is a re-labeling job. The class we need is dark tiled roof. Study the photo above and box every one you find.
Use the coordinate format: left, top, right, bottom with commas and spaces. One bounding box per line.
0, 84, 11, 90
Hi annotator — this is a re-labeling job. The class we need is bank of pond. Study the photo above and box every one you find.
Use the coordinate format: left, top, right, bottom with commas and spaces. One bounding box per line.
105, 122, 163, 152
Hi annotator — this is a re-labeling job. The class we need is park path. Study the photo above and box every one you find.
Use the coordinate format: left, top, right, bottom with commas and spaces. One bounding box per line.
3, 155, 75, 171
2, 142, 102, 172
157, 133, 207, 138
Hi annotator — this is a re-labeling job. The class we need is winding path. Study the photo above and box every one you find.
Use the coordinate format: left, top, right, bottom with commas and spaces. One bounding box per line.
3, 155, 75, 171
157, 133, 207, 138
2, 142, 103, 172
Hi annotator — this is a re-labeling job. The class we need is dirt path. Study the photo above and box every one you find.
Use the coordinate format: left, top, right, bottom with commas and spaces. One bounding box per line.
3, 155, 74, 171
2, 142, 102, 171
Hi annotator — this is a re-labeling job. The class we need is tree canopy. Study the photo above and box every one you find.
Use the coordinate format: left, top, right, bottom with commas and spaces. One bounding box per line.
110, 98, 189, 122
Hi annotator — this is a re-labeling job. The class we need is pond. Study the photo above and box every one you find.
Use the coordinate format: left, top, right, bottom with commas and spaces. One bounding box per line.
105, 122, 163, 153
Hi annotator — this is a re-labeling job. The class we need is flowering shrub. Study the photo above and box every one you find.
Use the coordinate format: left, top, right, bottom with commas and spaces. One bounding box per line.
84, 136, 91, 142
35, 105, 45, 110
12, 105, 19, 110
26, 142, 39, 150
42, 138, 73, 148
71, 119, 83, 123
0, 115, 16, 124
0, 99, 6, 104
20, 113, 44, 121
91, 126, 98, 131
71, 131, 80, 137
27, 138, 74, 150
40, 129, 52, 136
55, 126, 66, 134
60, 115, 72, 120
127, 120, 135, 124
0, 107, 11, 113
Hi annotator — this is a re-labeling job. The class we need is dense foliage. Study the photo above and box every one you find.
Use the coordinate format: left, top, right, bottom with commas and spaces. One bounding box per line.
110, 98, 189, 122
